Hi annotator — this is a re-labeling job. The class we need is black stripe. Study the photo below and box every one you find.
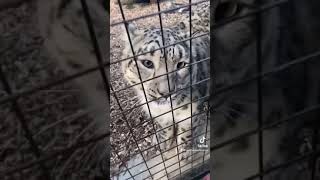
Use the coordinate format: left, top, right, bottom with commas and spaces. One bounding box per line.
178, 46, 183, 59
128, 60, 133, 68
172, 46, 175, 59
154, 40, 161, 48
137, 48, 143, 54
147, 40, 154, 44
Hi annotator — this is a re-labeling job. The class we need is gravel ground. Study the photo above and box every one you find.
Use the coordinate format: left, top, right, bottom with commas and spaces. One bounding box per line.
109, 0, 194, 176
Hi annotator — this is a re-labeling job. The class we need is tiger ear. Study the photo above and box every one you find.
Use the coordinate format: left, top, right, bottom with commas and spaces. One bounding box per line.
121, 22, 142, 42
126, 22, 138, 35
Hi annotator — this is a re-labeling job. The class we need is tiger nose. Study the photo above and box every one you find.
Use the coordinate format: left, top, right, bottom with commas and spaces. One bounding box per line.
158, 85, 175, 98
158, 90, 168, 98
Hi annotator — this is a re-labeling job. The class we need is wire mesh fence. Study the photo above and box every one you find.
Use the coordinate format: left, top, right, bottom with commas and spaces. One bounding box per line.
110, 0, 210, 179
0, 0, 320, 180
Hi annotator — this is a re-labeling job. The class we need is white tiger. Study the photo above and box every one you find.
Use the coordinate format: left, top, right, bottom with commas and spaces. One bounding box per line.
120, 1, 210, 179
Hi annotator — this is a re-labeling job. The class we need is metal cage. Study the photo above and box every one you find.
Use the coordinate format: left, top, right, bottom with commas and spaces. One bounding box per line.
110, 0, 210, 179
0, 0, 320, 179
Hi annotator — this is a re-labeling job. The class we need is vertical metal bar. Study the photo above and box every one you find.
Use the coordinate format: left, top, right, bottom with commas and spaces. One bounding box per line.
80, 0, 110, 102
0, 67, 51, 179
156, 0, 182, 176
188, 0, 194, 171
113, 147, 136, 180
117, 0, 170, 178
256, 1, 264, 179
210, 0, 219, 178
110, 84, 153, 178
80, 1, 110, 178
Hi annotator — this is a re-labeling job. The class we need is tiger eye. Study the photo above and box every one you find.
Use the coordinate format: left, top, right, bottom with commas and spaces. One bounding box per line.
141, 60, 154, 69
177, 62, 186, 69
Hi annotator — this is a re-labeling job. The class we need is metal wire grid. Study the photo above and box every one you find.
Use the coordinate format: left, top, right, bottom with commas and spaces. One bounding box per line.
113, 0, 320, 179
112, 0, 210, 179
0, 0, 110, 178
0, 0, 319, 179
211, 1, 320, 180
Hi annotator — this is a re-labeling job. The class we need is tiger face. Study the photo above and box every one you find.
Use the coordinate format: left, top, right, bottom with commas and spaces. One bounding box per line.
121, 23, 209, 105
37, 0, 109, 78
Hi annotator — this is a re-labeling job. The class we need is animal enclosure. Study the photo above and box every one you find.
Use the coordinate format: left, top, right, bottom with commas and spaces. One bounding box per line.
0, 0, 320, 180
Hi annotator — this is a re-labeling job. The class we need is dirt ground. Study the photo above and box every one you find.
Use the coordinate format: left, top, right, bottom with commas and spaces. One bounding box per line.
109, 0, 193, 176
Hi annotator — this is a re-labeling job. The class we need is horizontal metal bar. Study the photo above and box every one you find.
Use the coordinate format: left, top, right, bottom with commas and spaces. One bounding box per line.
0, 34, 208, 106
110, 0, 209, 27
115, 129, 210, 177
112, 78, 209, 118
212, 49, 320, 98
211, 104, 320, 151
113, 148, 136, 180
143, 151, 209, 180
135, 109, 209, 143
245, 149, 320, 180
24, 94, 73, 113
130, 141, 210, 180
0, 55, 51, 178
111, 33, 209, 66
132, 151, 204, 180
16, 109, 92, 152
123, 96, 209, 132
0, 1, 209, 107
0, 65, 102, 105
112, 0, 289, 29
112, 57, 210, 94
118, 108, 209, 152
112, 101, 210, 175
170, 160, 210, 180
212, 0, 289, 29
3, 46, 318, 111
112, 0, 289, 28
0, 132, 110, 176
112, 47, 320, 119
